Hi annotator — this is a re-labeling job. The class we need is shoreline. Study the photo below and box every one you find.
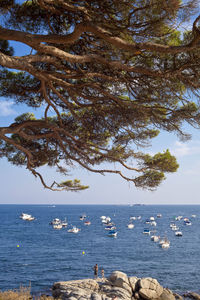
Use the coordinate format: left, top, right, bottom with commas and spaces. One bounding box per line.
51, 271, 200, 300
1, 272, 200, 300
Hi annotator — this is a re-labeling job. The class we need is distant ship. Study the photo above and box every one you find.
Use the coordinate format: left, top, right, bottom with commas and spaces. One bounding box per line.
134, 204, 143, 206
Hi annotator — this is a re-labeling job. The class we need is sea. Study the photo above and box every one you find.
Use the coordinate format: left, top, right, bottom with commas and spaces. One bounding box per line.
0, 204, 200, 296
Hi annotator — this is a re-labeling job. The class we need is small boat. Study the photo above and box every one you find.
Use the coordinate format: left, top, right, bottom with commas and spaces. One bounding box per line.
105, 225, 116, 230
150, 216, 155, 221
61, 219, 68, 227
184, 220, 192, 226
157, 214, 162, 218
143, 228, 150, 235
171, 225, 179, 231
137, 216, 142, 220
53, 224, 62, 229
145, 219, 151, 224
101, 217, 111, 224
175, 231, 183, 236
102, 216, 111, 222
84, 221, 91, 226
191, 214, 196, 218
130, 216, 137, 220
127, 223, 134, 229
80, 214, 86, 220
159, 238, 170, 249
50, 218, 61, 225
175, 216, 183, 221
20, 213, 35, 221
68, 226, 80, 233
161, 241, 170, 249
108, 230, 117, 237
151, 235, 159, 242
151, 221, 157, 226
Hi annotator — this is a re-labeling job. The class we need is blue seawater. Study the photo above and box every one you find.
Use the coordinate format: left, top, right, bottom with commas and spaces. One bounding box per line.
0, 205, 200, 295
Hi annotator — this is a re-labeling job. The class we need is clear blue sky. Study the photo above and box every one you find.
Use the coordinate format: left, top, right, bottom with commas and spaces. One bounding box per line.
0, 9, 200, 205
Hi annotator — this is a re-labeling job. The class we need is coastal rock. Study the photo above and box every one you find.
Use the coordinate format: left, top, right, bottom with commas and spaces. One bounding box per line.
173, 293, 182, 300
138, 278, 163, 300
159, 288, 175, 300
183, 293, 200, 300
108, 271, 132, 295
107, 286, 132, 299
52, 279, 99, 299
91, 292, 102, 300
129, 277, 139, 292
52, 272, 177, 300
139, 288, 158, 300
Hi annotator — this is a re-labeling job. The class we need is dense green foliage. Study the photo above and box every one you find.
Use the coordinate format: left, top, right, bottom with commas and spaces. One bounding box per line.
0, 0, 199, 191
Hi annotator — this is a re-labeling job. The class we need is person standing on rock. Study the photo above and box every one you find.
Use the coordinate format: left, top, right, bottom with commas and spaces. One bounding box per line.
101, 268, 104, 280
94, 264, 98, 279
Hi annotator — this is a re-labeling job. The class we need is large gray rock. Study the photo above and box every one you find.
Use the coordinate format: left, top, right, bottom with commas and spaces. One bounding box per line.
184, 293, 200, 300
91, 292, 102, 300
108, 271, 132, 295
52, 279, 99, 299
159, 289, 175, 300
129, 277, 139, 292
107, 286, 132, 299
173, 292, 182, 300
139, 289, 158, 299
138, 278, 163, 300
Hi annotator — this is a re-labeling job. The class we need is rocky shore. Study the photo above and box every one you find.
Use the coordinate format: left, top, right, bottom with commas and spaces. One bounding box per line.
52, 271, 200, 300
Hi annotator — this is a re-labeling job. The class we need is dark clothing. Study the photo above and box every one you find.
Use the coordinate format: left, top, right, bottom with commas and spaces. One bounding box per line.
94, 264, 98, 277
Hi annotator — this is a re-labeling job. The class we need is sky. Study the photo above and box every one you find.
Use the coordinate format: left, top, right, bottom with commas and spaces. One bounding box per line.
0, 6, 200, 205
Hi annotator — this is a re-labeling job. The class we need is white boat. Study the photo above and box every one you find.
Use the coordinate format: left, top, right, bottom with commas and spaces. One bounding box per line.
20, 213, 35, 221
184, 220, 192, 226
159, 238, 170, 249
151, 235, 159, 242
175, 216, 183, 221
108, 230, 117, 237
50, 218, 61, 225
191, 214, 196, 218
102, 217, 112, 224
53, 224, 62, 229
149, 217, 155, 221
171, 225, 179, 231
61, 219, 68, 227
145, 219, 151, 224
127, 223, 134, 229
80, 214, 86, 220
143, 228, 150, 235
157, 214, 162, 218
183, 217, 189, 222
84, 221, 91, 226
151, 221, 157, 226
130, 216, 137, 220
175, 231, 183, 236
161, 241, 170, 249
68, 226, 80, 233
